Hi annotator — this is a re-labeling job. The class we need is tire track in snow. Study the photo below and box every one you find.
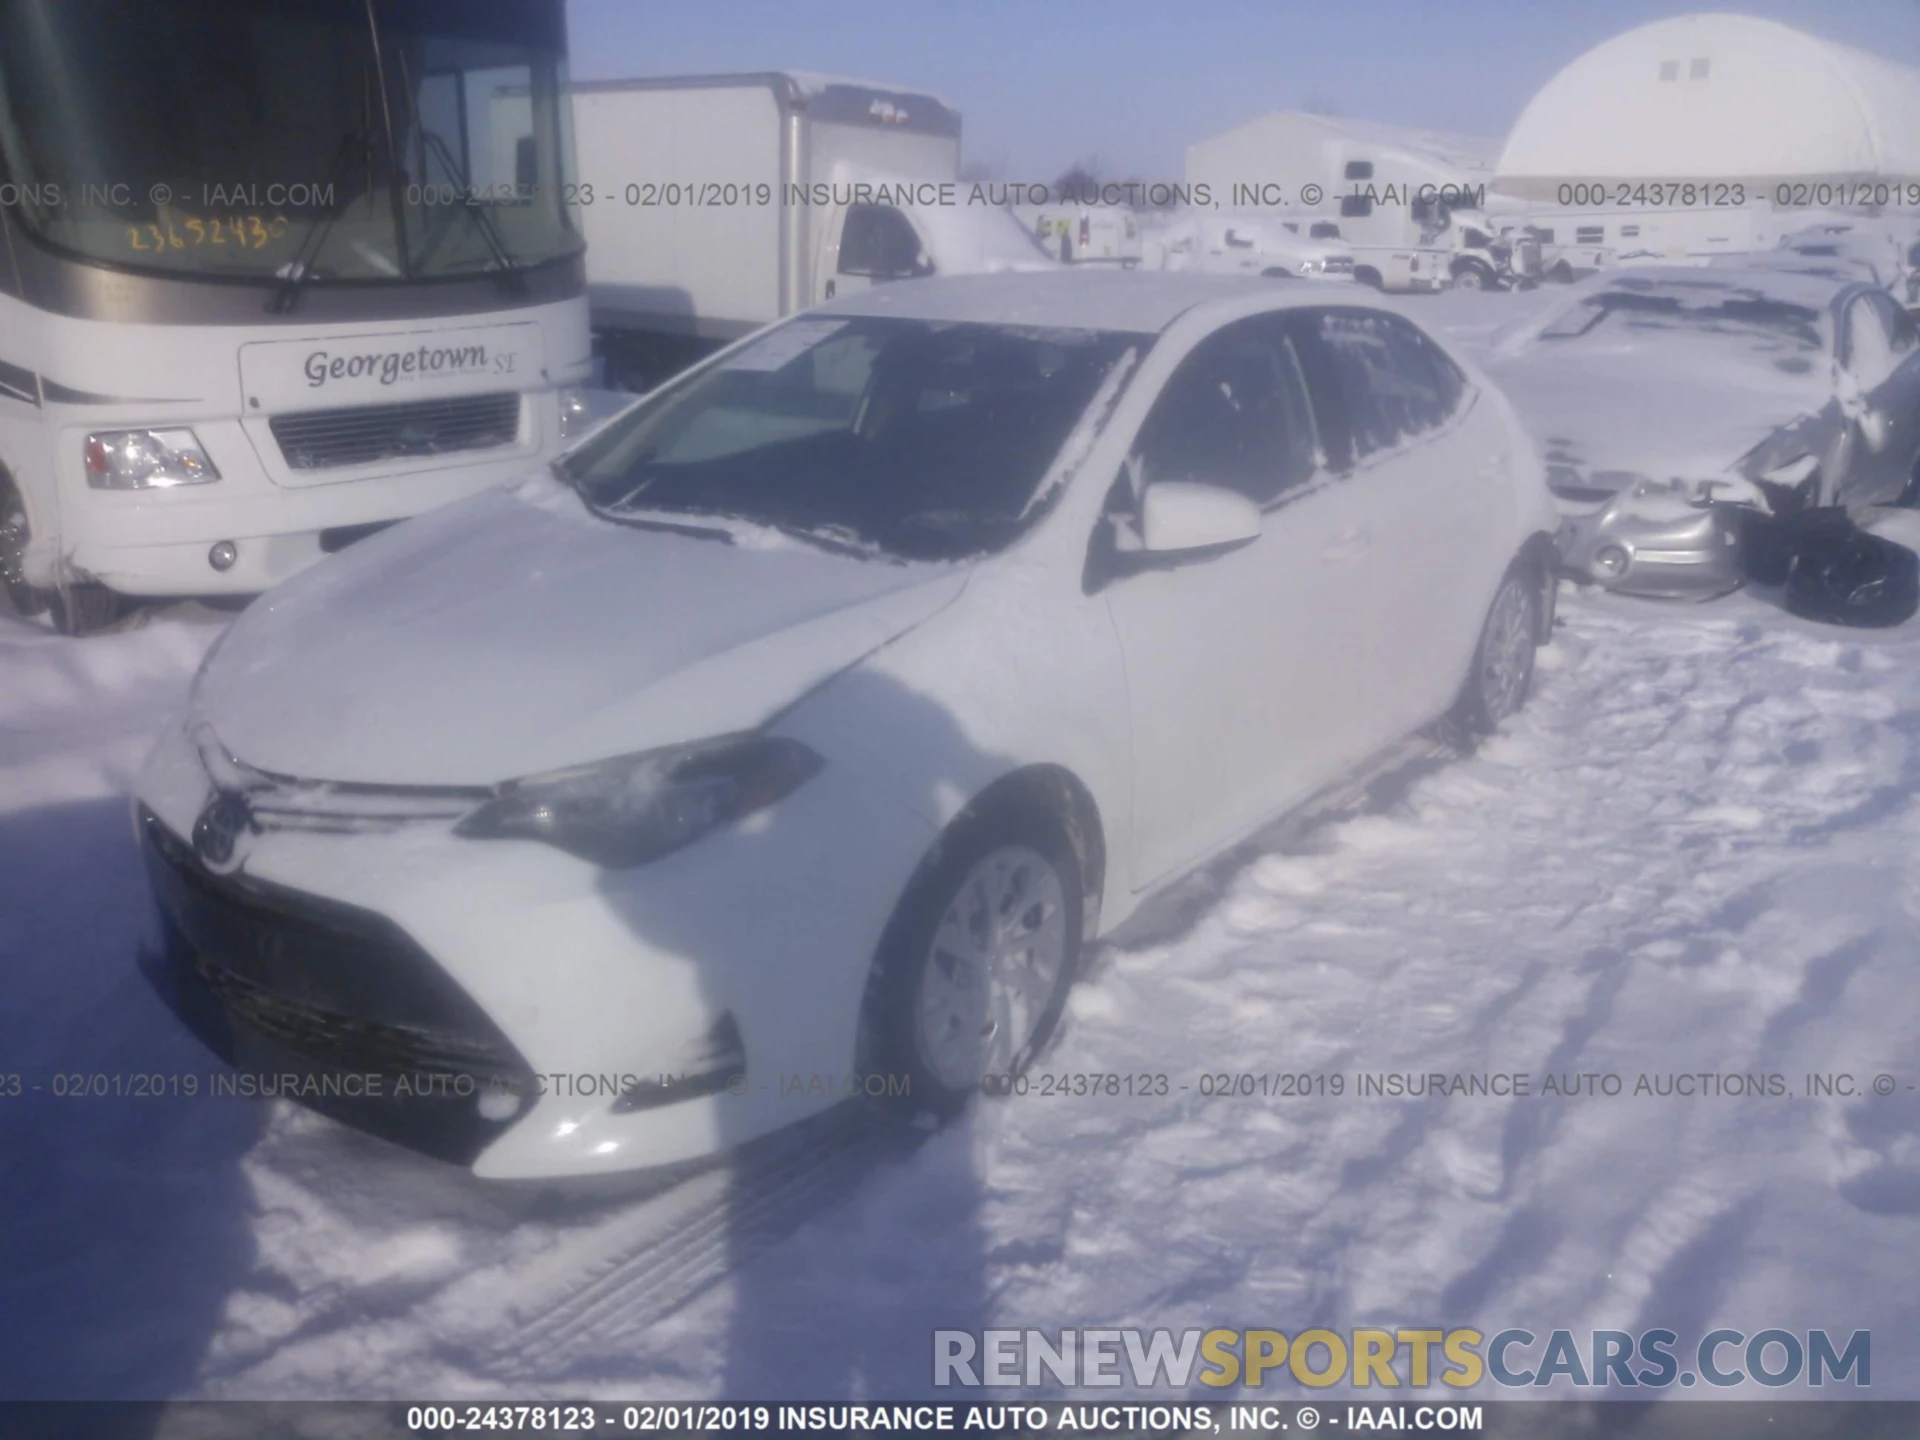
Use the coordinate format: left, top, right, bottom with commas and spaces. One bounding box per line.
486, 1104, 922, 1381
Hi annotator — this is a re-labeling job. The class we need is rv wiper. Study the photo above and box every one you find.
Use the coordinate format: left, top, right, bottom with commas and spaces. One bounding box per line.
268, 130, 371, 314
420, 130, 529, 295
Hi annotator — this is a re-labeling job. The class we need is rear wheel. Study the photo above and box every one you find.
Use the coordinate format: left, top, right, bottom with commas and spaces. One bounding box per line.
862, 806, 1083, 1119
1449, 561, 1541, 737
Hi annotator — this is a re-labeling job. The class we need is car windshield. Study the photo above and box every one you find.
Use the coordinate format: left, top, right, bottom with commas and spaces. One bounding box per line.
1537, 283, 1826, 356
561, 316, 1147, 561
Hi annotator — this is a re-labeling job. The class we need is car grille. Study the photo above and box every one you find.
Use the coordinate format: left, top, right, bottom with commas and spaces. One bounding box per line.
270, 392, 521, 470
139, 807, 536, 1164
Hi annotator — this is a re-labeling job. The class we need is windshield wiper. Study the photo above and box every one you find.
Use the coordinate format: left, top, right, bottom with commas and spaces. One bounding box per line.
582, 498, 738, 544
268, 130, 371, 314
767, 520, 885, 559
418, 130, 529, 294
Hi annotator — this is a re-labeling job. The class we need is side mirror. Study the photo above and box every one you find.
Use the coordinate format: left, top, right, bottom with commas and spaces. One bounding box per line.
1139, 481, 1261, 554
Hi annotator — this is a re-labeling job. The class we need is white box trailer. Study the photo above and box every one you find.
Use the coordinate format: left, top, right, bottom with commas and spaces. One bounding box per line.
553, 73, 1049, 388
1185, 111, 1510, 292
1505, 206, 1794, 281
1015, 203, 1142, 264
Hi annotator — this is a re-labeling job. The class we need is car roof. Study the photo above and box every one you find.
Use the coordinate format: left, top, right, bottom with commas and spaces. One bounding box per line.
808, 268, 1364, 335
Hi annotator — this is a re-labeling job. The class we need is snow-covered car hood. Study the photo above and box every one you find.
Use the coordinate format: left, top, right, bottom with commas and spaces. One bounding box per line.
194, 482, 969, 786
1486, 343, 1829, 493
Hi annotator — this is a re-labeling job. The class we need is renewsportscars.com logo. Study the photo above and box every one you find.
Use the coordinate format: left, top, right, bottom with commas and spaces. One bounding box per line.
932, 1327, 1870, 1391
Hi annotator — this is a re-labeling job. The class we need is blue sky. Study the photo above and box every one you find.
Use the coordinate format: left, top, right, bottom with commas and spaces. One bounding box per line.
564, 1, 1920, 180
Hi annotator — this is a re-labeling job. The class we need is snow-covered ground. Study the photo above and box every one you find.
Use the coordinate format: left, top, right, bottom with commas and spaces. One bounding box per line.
5, 292, 1919, 1406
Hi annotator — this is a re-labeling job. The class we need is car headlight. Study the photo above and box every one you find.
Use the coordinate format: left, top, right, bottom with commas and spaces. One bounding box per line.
1299, 258, 1323, 275
84, 428, 220, 489
454, 735, 823, 868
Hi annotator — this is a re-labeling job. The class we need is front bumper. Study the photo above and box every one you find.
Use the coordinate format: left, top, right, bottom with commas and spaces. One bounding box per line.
65, 447, 550, 598
1557, 497, 1745, 599
134, 712, 938, 1178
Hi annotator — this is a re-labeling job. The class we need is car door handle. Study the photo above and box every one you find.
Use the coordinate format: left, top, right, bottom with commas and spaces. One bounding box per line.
1321, 525, 1372, 562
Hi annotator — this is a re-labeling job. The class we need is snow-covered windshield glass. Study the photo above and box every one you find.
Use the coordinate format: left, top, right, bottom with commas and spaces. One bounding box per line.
562, 317, 1147, 561
1537, 283, 1827, 358
0, 0, 581, 283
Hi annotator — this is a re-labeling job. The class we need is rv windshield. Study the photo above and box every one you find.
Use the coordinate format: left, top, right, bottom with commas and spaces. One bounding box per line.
0, 0, 581, 283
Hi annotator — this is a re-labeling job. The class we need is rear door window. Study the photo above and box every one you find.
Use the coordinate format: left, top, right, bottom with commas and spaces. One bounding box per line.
1309, 311, 1469, 459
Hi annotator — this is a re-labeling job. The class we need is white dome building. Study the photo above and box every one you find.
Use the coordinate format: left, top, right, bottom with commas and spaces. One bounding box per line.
1497, 13, 1920, 198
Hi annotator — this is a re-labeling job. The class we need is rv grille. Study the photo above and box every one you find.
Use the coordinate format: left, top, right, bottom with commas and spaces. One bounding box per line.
271, 392, 521, 470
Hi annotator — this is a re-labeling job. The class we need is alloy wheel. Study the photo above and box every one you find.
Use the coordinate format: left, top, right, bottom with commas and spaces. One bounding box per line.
914, 844, 1070, 1090
1477, 577, 1536, 723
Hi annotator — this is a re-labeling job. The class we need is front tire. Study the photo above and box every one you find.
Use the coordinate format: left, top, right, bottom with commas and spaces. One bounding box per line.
0, 475, 48, 618
862, 806, 1083, 1119
1449, 562, 1541, 736
1452, 262, 1491, 291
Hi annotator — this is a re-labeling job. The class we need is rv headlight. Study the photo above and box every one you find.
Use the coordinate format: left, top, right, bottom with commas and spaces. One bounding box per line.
455, 735, 823, 868
83, 428, 220, 490
557, 385, 592, 441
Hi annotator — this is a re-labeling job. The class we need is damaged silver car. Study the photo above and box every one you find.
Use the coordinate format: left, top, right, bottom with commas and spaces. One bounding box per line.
1488, 267, 1920, 598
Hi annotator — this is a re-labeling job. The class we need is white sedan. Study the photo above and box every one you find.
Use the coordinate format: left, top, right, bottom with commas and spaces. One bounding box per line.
135, 271, 1561, 1179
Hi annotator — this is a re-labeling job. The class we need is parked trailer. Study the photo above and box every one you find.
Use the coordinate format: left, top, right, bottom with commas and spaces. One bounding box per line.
566, 72, 1053, 390
1016, 203, 1142, 265
0, 0, 594, 633
1141, 210, 1354, 281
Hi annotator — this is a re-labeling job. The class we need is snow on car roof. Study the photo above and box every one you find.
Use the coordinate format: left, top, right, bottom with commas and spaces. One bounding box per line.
1494, 263, 1852, 362
1573, 263, 1854, 310
809, 269, 1339, 334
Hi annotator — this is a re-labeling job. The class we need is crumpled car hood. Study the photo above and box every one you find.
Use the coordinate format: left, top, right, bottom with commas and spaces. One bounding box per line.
1488, 343, 1831, 494
196, 482, 969, 786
